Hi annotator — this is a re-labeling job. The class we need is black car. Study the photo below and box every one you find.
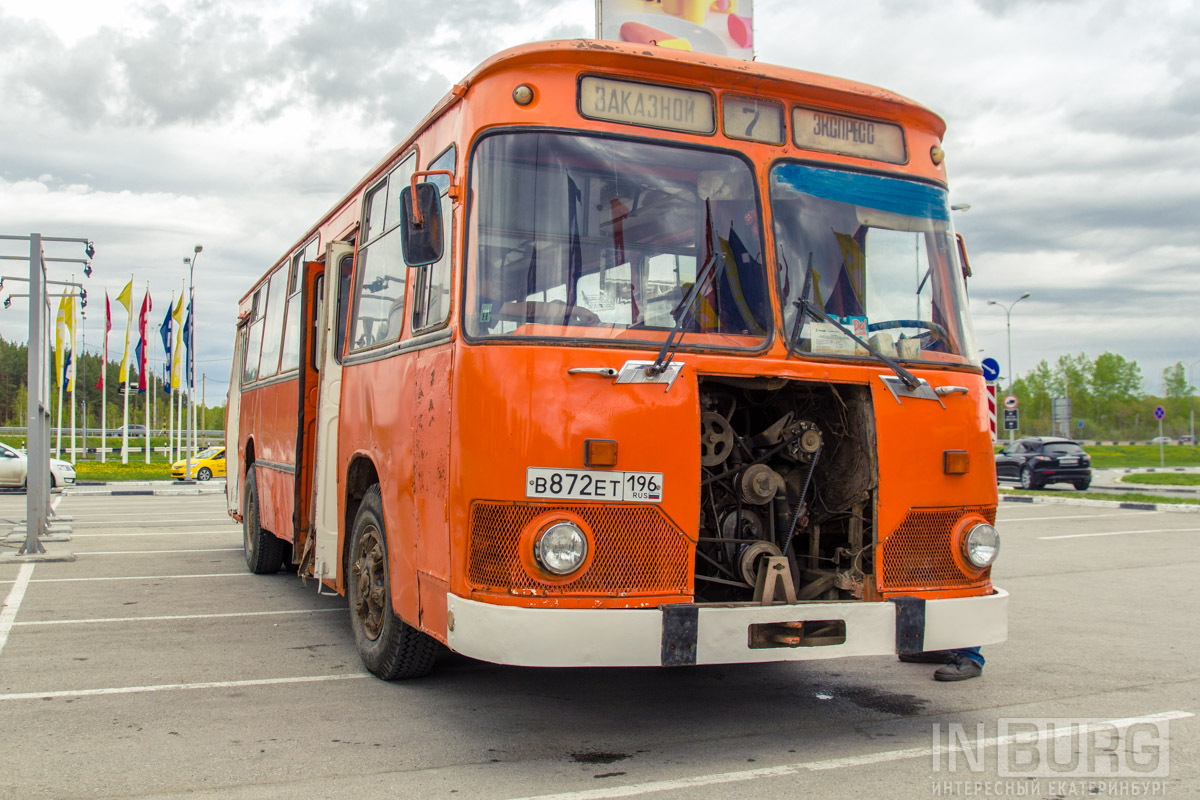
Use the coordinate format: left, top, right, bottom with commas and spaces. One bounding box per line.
995, 437, 1091, 490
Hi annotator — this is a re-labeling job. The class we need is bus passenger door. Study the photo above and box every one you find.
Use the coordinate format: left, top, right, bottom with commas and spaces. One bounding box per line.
310, 242, 354, 587
225, 320, 248, 519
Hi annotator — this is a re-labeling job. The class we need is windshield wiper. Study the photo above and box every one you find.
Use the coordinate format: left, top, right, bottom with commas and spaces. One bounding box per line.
647, 201, 727, 377
780, 250, 921, 390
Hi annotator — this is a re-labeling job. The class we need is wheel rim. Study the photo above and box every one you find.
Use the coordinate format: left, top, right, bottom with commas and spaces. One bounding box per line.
198, 468, 211, 481
352, 525, 387, 641
243, 486, 255, 555
1021, 467, 1031, 489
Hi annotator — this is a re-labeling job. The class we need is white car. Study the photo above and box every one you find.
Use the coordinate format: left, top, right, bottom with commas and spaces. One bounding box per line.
0, 442, 77, 489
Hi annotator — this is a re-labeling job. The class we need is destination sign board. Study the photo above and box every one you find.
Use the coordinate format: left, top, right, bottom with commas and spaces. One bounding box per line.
792, 106, 906, 164
579, 76, 715, 135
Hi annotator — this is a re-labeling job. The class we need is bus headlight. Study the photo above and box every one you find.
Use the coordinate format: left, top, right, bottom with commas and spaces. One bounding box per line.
534, 522, 588, 575
963, 523, 1000, 568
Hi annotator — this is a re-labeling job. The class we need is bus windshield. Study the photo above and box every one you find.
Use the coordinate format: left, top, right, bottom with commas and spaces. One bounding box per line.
465, 131, 772, 348
771, 163, 978, 366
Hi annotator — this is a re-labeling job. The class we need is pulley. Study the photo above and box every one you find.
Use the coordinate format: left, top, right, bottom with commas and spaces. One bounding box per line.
700, 411, 736, 467
738, 464, 784, 505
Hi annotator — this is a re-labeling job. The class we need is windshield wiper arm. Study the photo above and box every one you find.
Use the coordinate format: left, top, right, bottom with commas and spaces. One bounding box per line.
782, 250, 812, 361
791, 296, 922, 390
647, 201, 726, 377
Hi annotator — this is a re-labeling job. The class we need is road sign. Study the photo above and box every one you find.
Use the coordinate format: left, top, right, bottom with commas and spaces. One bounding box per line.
1003, 408, 1019, 430
1154, 406, 1165, 420
1078, 420, 1084, 429
1003, 395, 1018, 410
981, 357, 1001, 383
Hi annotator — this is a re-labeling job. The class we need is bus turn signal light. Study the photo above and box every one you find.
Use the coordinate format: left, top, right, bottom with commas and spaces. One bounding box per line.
585, 439, 619, 467
944, 450, 969, 475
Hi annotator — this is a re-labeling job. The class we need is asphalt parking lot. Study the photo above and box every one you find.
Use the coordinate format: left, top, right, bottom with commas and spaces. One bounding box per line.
1, 491, 1197, 799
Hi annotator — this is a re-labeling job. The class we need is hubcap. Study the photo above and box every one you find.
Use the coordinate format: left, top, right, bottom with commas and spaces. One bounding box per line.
352, 526, 386, 641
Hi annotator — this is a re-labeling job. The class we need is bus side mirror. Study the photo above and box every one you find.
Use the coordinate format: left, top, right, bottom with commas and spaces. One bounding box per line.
400, 183, 443, 267
956, 233, 972, 280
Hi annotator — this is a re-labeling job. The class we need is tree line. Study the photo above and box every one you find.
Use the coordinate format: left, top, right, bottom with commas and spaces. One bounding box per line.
1010, 352, 1195, 440
0, 335, 226, 433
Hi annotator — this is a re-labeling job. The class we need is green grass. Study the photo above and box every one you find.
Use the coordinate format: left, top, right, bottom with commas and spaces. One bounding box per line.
1118, 472, 1200, 486
74, 460, 177, 482
999, 487, 1199, 506
1076, 445, 1200, 468
995, 443, 1200, 468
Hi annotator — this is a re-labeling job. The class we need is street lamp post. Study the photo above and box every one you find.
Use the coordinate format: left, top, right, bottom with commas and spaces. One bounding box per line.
184, 245, 202, 481
987, 292, 1031, 441
1189, 358, 1200, 445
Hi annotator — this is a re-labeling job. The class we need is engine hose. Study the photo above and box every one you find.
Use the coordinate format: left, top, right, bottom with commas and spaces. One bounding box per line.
780, 447, 821, 556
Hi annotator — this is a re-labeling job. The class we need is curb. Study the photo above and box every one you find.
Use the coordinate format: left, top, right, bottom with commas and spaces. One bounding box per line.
64, 484, 225, 497
1000, 494, 1200, 513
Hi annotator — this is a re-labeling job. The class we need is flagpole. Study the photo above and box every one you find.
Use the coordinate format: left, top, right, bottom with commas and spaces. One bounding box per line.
70, 278, 77, 465
144, 281, 152, 465
121, 273, 132, 465
79, 306, 86, 463
101, 292, 108, 464
165, 291, 173, 463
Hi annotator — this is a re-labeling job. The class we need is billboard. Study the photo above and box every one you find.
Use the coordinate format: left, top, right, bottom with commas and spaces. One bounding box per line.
597, 0, 754, 61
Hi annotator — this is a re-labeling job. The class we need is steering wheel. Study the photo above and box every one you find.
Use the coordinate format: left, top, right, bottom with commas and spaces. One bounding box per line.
568, 306, 601, 326
866, 319, 951, 347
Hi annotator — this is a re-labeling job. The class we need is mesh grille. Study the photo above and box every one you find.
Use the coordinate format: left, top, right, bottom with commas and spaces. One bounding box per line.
468, 502, 692, 596
877, 506, 995, 592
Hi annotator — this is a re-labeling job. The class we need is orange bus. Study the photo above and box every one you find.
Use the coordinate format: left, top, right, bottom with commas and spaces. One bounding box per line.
227, 40, 1006, 679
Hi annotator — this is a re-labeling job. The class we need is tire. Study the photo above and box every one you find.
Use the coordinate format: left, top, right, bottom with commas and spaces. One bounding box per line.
196, 467, 212, 481
1019, 465, 1041, 490
243, 466, 284, 574
1073, 480, 1090, 491
348, 485, 438, 680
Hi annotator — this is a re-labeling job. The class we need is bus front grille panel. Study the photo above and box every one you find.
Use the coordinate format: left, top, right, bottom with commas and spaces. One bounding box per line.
877, 506, 996, 592
468, 502, 691, 596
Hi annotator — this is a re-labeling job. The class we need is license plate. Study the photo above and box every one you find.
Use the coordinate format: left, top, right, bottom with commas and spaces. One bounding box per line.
1059, 458, 1078, 466
526, 468, 663, 503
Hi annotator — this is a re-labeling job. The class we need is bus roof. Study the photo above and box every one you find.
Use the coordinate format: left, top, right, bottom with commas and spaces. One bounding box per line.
247, 39, 946, 304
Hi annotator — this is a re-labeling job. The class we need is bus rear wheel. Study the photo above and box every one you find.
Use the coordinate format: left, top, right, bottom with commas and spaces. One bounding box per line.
243, 466, 284, 574
348, 485, 438, 680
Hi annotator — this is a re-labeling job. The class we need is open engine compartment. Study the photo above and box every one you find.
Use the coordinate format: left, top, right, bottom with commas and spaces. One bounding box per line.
695, 377, 878, 604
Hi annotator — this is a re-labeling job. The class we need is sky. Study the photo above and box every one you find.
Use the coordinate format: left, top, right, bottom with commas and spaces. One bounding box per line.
1, 0, 1197, 405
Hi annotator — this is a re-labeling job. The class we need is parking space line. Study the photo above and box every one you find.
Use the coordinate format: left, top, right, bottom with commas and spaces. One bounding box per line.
70, 531, 239, 538
999, 512, 1161, 522
0, 673, 373, 702
1041, 527, 1200, 540
74, 548, 243, 555
14, 608, 342, 627
504, 711, 1194, 800
0, 563, 34, 658
0, 573, 252, 585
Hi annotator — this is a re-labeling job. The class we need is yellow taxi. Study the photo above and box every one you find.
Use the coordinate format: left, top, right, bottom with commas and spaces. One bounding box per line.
172, 447, 227, 481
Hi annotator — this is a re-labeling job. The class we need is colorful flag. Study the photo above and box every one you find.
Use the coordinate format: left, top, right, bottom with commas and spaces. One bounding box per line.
159, 304, 173, 385
54, 296, 68, 387
115, 280, 132, 313
117, 280, 133, 385
97, 291, 111, 391
137, 290, 152, 391
134, 337, 144, 393
171, 296, 184, 390
64, 294, 76, 391
182, 300, 193, 389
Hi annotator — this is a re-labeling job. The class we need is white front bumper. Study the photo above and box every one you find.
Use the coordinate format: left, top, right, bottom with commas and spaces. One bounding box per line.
446, 588, 1008, 668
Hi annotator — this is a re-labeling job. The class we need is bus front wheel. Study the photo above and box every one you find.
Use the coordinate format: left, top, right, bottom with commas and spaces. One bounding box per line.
243, 466, 284, 574
348, 485, 438, 680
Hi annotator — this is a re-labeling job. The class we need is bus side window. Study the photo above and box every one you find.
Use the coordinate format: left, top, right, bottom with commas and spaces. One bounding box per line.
311, 274, 325, 372
242, 285, 266, 384
336, 252, 353, 363
413, 145, 456, 333
257, 266, 289, 378
350, 155, 416, 351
